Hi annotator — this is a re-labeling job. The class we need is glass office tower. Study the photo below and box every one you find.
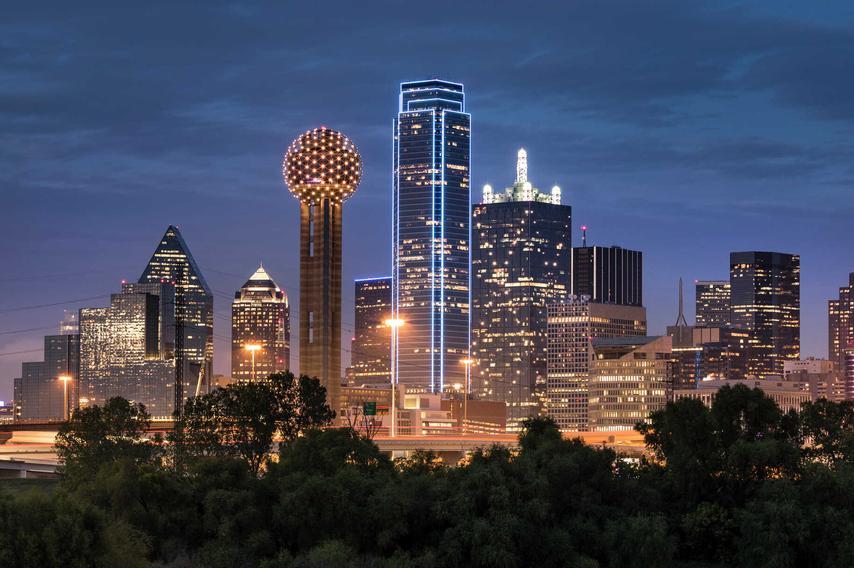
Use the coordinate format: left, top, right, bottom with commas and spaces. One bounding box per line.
730, 251, 800, 377
231, 264, 290, 382
351, 277, 393, 386
571, 245, 643, 307
829, 273, 854, 368
13, 333, 79, 421
695, 280, 731, 327
393, 80, 471, 392
471, 149, 571, 427
139, 225, 213, 408
79, 282, 177, 419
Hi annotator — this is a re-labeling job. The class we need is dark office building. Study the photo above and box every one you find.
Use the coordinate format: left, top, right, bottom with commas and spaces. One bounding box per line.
13, 333, 79, 421
695, 280, 731, 327
730, 251, 800, 377
393, 79, 471, 392
139, 225, 213, 407
667, 325, 749, 387
471, 149, 571, 427
571, 245, 642, 307
351, 277, 393, 386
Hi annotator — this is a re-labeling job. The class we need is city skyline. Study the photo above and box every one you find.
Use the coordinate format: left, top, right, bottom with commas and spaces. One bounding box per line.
4, 3, 854, 399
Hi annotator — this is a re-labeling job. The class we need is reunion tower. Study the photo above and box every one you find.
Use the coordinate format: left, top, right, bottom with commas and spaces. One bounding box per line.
283, 127, 362, 408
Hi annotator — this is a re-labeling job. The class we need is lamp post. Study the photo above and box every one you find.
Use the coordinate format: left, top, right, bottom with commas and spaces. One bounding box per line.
384, 318, 405, 438
459, 359, 472, 434
58, 374, 72, 421
244, 344, 261, 381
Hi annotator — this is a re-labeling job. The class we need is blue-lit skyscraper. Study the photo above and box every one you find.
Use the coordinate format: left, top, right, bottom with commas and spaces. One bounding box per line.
393, 80, 471, 392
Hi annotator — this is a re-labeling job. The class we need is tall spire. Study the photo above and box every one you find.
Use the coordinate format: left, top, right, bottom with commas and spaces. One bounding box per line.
516, 148, 528, 184
675, 277, 688, 327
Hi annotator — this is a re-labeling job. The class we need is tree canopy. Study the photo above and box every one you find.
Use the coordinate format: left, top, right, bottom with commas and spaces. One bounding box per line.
5, 382, 854, 566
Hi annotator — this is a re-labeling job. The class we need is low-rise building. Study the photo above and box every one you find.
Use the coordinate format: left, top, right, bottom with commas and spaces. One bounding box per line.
674, 377, 813, 413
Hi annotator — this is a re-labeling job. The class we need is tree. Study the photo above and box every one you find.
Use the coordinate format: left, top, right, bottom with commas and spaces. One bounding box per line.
637, 397, 720, 501
172, 372, 335, 475
173, 381, 279, 475
268, 372, 336, 444
711, 384, 784, 450
0, 490, 149, 567
799, 398, 854, 466
55, 397, 161, 482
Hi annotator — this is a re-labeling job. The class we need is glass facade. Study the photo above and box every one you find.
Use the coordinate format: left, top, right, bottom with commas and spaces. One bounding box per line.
695, 280, 731, 327
730, 251, 800, 377
79, 282, 177, 419
588, 336, 671, 432
546, 297, 647, 431
351, 277, 392, 386
139, 225, 213, 407
571, 246, 642, 307
393, 80, 470, 392
231, 265, 290, 382
667, 325, 748, 387
829, 273, 854, 370
13, 333, 79, 421
471, 149, 571, 428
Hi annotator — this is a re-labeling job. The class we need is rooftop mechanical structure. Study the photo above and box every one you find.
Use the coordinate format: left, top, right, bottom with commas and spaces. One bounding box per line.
283, 127, 362, 409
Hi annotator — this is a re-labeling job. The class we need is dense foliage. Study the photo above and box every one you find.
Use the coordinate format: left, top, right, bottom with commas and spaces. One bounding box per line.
4, 381, 854, 566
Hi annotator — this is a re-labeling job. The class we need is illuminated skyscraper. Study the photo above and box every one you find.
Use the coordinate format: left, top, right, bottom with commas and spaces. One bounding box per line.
351, 277, 393, 386
79, 282, 177, 419
588, 336, 672, 432
139, 225, 213, 407
284, 127, 361, 408
829, 273, 854, 365
695, 280, 731, 327
471, 149, 571, 427
393, 79, 471, 392
571, 245, 642, 307
231, 265, 290, 382
546, 297, 646, 431
829, 273, 854, 400
730, 251, 800, 377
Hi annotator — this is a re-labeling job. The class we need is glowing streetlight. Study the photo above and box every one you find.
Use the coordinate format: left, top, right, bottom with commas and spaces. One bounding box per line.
460, 358, 473, 434
244, 344, 262, 382
384, 318, 405, 438
58, 374, 72, 421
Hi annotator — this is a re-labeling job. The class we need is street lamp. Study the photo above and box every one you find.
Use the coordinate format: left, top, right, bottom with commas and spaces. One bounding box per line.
384, 318, 405, 438
460, 359, 473, 435
244, 344, 262, 381
57, 374, 72, 421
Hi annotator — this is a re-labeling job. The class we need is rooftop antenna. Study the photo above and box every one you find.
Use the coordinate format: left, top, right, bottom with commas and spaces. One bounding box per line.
581, 225, 588, 247
675, 277, 688, 327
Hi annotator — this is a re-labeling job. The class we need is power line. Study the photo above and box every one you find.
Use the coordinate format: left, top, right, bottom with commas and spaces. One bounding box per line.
0, 325, 57, 336
0, 348, 44, 358
0, 294, 111, 314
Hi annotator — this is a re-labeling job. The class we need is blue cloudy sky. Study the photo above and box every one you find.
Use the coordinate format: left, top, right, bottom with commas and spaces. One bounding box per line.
2, 1, 854, 397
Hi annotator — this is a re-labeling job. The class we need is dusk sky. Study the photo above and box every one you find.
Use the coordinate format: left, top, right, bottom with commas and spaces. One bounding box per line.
3, 2, 854, 399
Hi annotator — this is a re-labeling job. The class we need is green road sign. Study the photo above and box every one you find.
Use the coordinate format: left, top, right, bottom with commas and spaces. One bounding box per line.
363, 401, 377, 416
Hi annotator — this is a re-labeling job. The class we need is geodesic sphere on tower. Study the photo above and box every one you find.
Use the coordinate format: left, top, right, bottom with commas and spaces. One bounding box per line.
283, 127, 362, 204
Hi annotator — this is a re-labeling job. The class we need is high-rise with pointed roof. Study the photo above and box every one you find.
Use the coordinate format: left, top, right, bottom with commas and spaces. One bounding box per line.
231, 264, 290, 382
472, 148, 571, 428
139, 225, 213, 407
